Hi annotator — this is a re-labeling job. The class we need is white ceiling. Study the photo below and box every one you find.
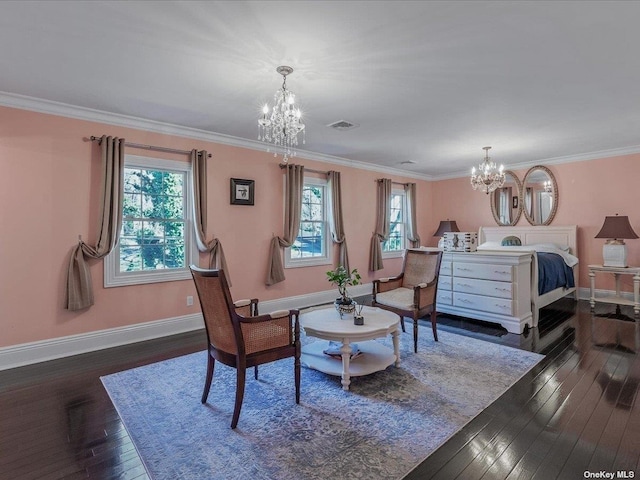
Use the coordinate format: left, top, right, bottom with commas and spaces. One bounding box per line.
1, 0, 639, 178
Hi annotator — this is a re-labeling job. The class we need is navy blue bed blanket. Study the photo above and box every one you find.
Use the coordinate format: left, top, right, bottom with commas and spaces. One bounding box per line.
537, 252, 575, 295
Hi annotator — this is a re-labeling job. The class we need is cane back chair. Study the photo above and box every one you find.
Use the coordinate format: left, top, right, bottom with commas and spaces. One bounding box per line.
190, 266, 300, 429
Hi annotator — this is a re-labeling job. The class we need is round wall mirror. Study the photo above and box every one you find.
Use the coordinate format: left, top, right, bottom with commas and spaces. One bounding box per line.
522, 165, 558, 225
490, 170, 523, 226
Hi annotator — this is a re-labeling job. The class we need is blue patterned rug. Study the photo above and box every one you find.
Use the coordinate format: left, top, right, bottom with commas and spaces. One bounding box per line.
101, 329, 543, 480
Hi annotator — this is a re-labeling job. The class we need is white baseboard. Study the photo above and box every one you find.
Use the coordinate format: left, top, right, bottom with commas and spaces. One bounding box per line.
0, 313, 205, 371
0, 284, 373, 371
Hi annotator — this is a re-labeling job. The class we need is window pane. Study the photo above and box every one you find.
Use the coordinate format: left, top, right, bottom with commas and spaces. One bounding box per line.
141, 245, 164, 270
120, 246, 142, 272
383, 192, 406, 252
290, 182, 327, 262
117, 166, 188, 274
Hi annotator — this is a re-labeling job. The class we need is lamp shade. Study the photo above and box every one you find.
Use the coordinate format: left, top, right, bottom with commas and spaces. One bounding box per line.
595, 215, 638, 240
433, 220, 460, 237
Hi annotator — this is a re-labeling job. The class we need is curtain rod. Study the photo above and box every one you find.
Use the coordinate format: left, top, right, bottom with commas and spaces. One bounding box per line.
89, 136, 212, 158
376, 178, 410, 186
278, 163, 329, 175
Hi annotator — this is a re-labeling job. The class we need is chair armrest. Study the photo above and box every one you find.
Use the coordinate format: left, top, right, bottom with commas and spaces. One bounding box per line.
373, 276, 403, 294
234, 298, 259, 316
238, 309, 300, 351
414, 282, 437, 309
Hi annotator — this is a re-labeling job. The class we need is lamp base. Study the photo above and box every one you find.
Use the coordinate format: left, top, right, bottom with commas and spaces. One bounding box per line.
603, 243, 628, 268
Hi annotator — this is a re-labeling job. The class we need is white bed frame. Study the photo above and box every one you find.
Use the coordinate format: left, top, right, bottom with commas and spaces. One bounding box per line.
478, 225, 579, 327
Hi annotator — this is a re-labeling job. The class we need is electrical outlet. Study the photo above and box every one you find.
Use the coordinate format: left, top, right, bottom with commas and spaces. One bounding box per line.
186, 295, 194, 306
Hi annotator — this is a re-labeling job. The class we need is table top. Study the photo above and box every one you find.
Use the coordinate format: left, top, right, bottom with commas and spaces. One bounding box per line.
300, 305, 399, 341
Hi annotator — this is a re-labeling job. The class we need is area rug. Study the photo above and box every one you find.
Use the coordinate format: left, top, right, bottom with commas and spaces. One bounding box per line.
101, 329, 543, 480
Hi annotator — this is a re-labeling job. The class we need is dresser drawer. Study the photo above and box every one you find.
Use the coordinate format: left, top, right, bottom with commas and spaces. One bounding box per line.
452, 277, 512, 299
453, 292, 513, 315
438, 275, 452, 290
437, 291, 453, 306
440, 262, 452, 276
452, 263, 513, 282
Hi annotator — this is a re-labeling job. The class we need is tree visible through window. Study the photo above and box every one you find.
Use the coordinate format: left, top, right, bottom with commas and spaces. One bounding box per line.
120, 167, 186, 271
382, 191, 406, 252
105, 156, 195, 287
285, 178, 331, 267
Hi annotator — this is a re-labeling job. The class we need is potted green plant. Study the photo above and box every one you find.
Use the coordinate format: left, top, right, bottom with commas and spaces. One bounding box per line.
326, 266, 361, 316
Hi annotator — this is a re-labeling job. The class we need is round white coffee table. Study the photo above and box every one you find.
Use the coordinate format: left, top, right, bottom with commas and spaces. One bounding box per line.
300, 306, 400, 390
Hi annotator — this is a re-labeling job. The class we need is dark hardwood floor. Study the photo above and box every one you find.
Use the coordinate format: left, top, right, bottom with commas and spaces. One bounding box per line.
1, 298, 638, 479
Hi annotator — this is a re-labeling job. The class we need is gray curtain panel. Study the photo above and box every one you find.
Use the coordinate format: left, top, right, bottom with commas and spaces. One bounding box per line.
266, 164, 304, 285
191, 149, 230, 283
65, 135, 124, 310
405, 182, 421, 248
328, 171, 350, 272
369, 178, 392, 271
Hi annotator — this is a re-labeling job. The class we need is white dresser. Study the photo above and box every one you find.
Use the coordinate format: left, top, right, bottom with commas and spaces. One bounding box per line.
436, 251, 533, 334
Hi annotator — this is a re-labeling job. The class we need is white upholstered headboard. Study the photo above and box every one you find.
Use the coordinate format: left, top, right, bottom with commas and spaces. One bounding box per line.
478, 225, 578, 257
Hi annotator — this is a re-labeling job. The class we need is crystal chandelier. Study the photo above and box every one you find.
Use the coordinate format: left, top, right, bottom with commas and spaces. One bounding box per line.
470, 146, 505, 194
258, 66, 305, 163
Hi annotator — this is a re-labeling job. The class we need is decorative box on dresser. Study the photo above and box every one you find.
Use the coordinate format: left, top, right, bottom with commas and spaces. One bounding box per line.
436, 250, 534, 334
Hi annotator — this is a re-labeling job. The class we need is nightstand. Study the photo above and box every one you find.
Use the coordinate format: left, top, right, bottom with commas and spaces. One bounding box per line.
588, 264, 640, 317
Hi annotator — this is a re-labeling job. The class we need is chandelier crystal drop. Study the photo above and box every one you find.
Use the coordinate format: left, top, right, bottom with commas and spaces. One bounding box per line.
470, 146, 506, 194
258, 65, 306, 163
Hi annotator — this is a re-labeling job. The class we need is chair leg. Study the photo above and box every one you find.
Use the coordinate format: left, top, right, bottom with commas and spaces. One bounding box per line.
201, 354, 215, 404
400, 315, 406, 333
254, 365, 258, 380
413, 317, 419, 353
231, 366, 246, 429
295, 355, 301, 404
431, 311, 438, 342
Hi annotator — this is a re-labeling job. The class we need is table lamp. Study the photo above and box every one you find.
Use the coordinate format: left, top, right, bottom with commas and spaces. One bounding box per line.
595, 214, 638, 267
433, 219, 459, 248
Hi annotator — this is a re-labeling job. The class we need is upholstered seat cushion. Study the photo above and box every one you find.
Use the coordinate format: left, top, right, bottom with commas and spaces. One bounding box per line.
375, 287, 414, 310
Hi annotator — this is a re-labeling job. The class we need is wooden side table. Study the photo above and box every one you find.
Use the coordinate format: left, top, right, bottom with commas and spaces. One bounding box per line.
588, 264, 640, 317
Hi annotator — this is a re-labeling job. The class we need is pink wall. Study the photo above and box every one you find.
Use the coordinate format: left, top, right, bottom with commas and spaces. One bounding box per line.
0, 106, 435, 348
2, 105, 638, 350
429, 156, 640, 293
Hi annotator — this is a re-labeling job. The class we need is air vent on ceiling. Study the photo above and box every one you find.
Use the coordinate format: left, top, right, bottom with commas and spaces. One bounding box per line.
327, 120, 359, 131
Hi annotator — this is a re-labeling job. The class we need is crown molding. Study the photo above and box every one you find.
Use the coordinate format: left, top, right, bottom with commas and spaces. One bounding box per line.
434, 144, 640, 181
3, 91, 635, 182
0, 91, 433, 181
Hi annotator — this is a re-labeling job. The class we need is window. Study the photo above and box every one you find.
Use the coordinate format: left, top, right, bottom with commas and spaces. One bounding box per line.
382, 189, 406, 257
285, 177, 332, 268
104, 155, 197, 287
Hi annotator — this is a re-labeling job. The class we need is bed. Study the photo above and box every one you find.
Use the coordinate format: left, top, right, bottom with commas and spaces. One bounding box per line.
477, 225, 579, 328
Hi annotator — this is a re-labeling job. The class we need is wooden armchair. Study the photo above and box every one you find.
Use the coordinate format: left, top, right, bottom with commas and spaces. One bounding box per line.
190, 266, 300, 429
372, 249, 443, 353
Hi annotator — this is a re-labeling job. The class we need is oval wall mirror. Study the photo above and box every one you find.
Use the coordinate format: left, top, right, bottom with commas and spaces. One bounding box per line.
490, 170, 523, 226
522, 165, 558, 225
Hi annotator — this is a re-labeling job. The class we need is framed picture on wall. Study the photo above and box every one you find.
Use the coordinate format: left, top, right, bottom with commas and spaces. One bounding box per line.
230, 178, 255, 205
512, 196, 519, 209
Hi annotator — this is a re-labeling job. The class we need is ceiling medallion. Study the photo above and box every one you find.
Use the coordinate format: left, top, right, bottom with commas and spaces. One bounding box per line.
258, 66, 305, 163
470, 146, 505, 194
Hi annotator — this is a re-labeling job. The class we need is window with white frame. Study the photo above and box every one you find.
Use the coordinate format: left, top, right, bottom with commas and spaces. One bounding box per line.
382, 189, 406, 257
285, 177, 332, 268
104, 155, 198, 287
